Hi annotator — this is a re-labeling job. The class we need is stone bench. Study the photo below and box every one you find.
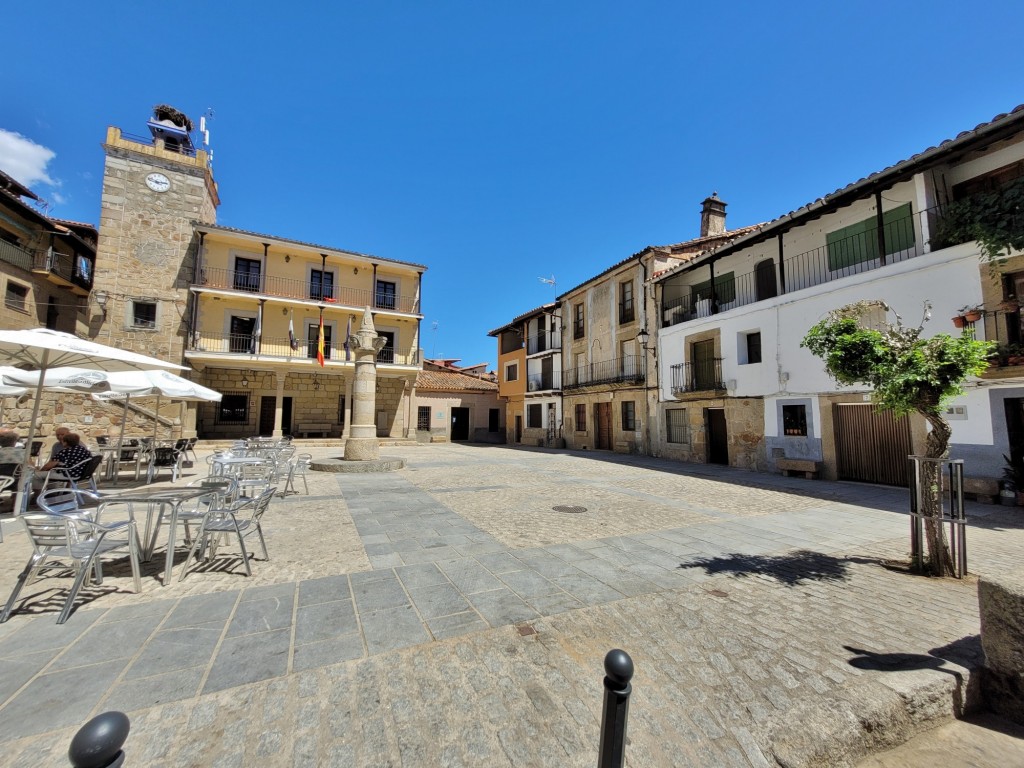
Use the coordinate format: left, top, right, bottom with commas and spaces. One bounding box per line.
776, 458, 821, 479
296, 423, 334, 438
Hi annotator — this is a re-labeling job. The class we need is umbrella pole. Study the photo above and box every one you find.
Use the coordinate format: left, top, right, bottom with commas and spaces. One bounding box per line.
112, 394, 130, 487
16, 349, 49, 515
152, 394, 161, 443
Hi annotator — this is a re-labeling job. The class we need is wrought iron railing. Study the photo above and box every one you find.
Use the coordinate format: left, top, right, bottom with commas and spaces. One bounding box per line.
196, 266, 420, 313
563, 356, 645, 389
526, 330, 562, 355
619, 300, 635, 324
120, 130, 198, 158
0, 240, 34, 272
33, 248, 93, 291
186, 332, 418, 365
670, 358, 725, 394
527, 371, 561, 392
660, 205, 936, 327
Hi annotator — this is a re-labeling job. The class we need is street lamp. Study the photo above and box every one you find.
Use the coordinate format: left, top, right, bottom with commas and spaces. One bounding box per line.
636, 328, 655, 358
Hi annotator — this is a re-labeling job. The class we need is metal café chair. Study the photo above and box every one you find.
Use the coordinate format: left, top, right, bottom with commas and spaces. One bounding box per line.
1, 512, 142, 624
178, 487, 276, 582
234, 462, 274, 499
0, 475, 15, 543
42, 455, 105, 494
147, 446, 184, 484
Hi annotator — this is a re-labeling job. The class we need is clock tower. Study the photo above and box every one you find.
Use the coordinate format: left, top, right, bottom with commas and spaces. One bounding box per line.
93, 106, 220, 366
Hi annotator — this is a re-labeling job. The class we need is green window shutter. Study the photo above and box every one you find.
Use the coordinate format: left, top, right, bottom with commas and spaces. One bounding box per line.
827, 203, 915, 271
690, 272, 736, 305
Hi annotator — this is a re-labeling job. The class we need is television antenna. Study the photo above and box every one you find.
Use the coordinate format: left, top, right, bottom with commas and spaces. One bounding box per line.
538, 275, 556, 289
431, 320, 439, 358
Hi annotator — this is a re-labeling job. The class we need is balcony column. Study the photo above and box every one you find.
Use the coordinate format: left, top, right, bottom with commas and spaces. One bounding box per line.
261, 243, 269, 292
256, 299, 265, 355
708, 261, 718, 313
915, 172, 939, 254
874, 191, 887, 266
372, 263, 378, 310
272, 372, 286, 438
777, 233, 787, 294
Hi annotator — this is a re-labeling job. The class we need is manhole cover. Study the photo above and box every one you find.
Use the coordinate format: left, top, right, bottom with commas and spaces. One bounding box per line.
552, 505, 587, 514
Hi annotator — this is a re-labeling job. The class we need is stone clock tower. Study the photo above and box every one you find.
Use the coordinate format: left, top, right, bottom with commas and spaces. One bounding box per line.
93, 107, 220, 363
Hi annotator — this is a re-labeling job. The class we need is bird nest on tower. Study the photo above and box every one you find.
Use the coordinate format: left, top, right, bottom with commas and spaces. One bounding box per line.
152, 104, 194, 132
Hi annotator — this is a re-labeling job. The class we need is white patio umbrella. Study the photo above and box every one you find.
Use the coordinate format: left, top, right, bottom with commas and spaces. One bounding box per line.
91, 370, 221, 461
0, 329, 186, 511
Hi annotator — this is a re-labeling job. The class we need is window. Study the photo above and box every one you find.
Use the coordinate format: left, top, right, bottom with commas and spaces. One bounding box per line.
667, 409, 688, 443
573, 303, 585, 339
218, 393, 250, 424
417, 406, 431, 430
527, 403, 542, 428
782, 404, 808, 436
488, 408, 500, 432
500, 330, 522, 355
575, 404, 587, 431
375, 280, 397, 310
5, 282, 27, 312
691, 272, 736, 306
744, 332, 762, 364
307, 322, 332, 359
619, 280, 635, 324
233, 257, 262, 292
230, 315, 256, 353
377, 330, 396, 363
310, 269, 335, 301
826, 203, 915, 271
131, 300, 157, 329
505, 362, 519, 382
621, 401, 636, 431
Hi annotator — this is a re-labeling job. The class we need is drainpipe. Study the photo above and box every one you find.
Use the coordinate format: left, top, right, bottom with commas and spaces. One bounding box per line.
372, 263, 378, 312
416, 271, 423, 364
640, 257, 653, 457
777, 233, 787, 295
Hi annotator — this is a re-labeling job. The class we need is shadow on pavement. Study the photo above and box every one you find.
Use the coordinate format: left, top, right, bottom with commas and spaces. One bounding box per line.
676, 549, 889, 586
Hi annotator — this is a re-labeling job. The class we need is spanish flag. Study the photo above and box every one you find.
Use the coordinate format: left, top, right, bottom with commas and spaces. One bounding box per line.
316, 311, 325, 367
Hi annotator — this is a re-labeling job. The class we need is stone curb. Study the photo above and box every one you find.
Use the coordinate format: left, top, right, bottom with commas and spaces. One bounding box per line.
760, 662, 982, 767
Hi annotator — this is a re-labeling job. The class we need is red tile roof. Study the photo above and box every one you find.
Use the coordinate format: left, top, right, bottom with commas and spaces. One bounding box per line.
416, 368, 498, 392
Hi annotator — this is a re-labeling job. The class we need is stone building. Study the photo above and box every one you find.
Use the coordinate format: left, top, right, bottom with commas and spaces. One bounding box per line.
413, 360, 503, 443
89, 106, 425, 440
558, 196, 757, 455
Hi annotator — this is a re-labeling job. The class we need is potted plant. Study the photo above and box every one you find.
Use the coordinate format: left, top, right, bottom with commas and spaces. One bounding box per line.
959, 305, 984, 323
952, 315, 966, 328
1004, 454, 1024, 505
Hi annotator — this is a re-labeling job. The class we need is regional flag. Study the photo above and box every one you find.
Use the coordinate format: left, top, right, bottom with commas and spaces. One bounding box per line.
344, 315, 352, 361
288, 311, 299, 351
316, 313, 325, 367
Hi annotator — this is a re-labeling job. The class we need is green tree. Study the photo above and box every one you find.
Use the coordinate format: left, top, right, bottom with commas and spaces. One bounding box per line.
802, 300, 994, 576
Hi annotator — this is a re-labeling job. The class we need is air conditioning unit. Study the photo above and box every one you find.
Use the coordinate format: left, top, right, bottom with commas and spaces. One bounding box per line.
528, 381, 539, 392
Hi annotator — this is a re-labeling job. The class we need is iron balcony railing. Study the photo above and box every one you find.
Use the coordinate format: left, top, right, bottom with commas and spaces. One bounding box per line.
670, 359, 725, 394
527, 371, 561, 392
186, 331, 418, 365
526, 330, 562, 355
196, 266, 420, 313
660, 204, 938, 328
563, 355, 645, 390
33, 248, 94, 291
0, 240, 34, 272
120, 130, 198, 158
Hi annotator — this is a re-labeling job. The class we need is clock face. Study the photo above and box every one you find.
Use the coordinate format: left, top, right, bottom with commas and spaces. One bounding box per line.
145, 172, 171, 193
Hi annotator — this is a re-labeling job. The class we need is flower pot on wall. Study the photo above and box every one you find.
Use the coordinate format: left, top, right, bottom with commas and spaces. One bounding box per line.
952, 316, 966, 328
964, 310, 983, 323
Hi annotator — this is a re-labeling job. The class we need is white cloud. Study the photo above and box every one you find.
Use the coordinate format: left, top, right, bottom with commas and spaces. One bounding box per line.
51, 192, 67, 205
0, 129, 58, 188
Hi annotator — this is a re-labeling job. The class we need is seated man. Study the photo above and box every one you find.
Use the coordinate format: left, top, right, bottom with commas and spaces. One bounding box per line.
0, 429, 25, 467
37, 433, 93, 487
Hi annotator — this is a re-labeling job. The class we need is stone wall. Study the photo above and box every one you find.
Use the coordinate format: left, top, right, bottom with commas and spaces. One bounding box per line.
651, 396, 767, 470
375, 376, 409, 438
563, 386, 645, 453
979, 571, 1024, 724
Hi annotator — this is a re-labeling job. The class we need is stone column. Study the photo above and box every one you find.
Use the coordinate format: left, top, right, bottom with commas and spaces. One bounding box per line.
343, 377, 353, 439
344, 307, 387, 461
273, 372, 286, 437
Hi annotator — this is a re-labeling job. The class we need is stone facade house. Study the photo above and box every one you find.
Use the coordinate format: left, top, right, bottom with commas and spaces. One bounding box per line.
413, 360, 503, 443
88, 108, 426, 440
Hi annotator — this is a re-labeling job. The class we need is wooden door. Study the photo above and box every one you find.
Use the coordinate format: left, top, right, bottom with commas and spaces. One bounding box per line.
755, 259, 778, 300
595, 402, 612, 450
451, 407, 470, 440
259, 396, 292, 436
706, 408, 728, 465
833, 404, 912, 486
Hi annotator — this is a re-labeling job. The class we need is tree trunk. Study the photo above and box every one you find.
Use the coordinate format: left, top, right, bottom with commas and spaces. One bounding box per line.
921, 411, 955, 577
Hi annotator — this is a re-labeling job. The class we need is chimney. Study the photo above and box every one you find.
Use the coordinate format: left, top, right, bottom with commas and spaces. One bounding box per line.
700, 192, 727, 238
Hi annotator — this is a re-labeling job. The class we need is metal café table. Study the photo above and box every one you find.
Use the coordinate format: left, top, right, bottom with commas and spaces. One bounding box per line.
211, 456, 267, 476
98, 486, 213, 586
98, 444, 143, 484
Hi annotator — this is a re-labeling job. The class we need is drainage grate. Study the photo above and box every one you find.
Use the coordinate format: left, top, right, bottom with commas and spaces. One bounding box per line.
551, 505, 587, 514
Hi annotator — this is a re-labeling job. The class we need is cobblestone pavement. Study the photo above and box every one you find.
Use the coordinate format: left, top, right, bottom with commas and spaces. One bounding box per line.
0, 443, 1021, 766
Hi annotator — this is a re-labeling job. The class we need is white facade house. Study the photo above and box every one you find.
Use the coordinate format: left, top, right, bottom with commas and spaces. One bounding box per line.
651, 105, 1024, 486
523, 309, 563, 444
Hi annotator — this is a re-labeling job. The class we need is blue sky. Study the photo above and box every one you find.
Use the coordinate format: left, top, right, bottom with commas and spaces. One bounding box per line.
3, 2, 1022, 368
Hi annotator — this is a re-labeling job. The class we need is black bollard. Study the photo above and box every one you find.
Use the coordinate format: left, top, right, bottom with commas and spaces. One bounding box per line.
69, 711, 130, 768
597, 648, 634, 768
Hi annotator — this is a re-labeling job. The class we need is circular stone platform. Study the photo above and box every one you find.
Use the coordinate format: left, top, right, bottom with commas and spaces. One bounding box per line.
310, 456, 405, 473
